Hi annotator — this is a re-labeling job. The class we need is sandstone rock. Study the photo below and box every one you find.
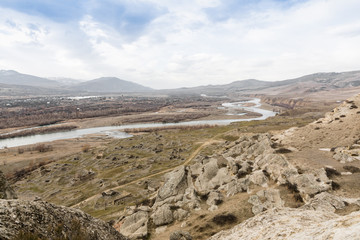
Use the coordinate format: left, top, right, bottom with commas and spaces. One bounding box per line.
248, 189, 283, 215
208, 208, 360, 240
189, 162, 202, 177
195, 159, 232, 192
288, 173, 331, 201
333, 147, 360, 163
155, 226, 167, 234
169, 230, 192, 240
248, 170, 268, 187
0, 199, 126, 240
209, 204, 219, 211
206, 191, 223, 206
157, 166, 189, 202
176, 187, 201, 210
138, 206, 151, 212
224, 178, 249, 197
151, 204, 174, 226
301, 192, 346, 212
173, 208, 189, 221
120, 211, 148, 239
194, 158, 219, 191
236, 161, 253, 178
255, 153, 298, 184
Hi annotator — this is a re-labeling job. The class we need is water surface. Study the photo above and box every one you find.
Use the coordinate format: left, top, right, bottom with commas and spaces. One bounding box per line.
0, 98, 276, 149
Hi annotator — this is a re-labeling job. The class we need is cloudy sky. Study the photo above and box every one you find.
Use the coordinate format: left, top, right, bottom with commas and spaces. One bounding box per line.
0, 0, 359, 89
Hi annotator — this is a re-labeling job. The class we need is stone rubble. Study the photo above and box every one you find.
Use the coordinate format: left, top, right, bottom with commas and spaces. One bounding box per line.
118, 133, 338, 239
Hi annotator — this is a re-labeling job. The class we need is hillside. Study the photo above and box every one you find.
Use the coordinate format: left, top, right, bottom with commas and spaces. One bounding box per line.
207, 93, 360, 239
7, 93, 359, 239
166, 71, 360, 98
0, 170, 126, 240
0, 82, 69, 96
73, 77, 152, 93
1, 69, 360, 97
0, 70, 61, 88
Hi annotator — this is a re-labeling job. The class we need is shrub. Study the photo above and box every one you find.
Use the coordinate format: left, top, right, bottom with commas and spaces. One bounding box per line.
17, 148, 25, 154
325, 167, 340, 178
275, 148, 292, 154
332, 181, 340, 190
212, 214, 237, 225
81, 144, 91, 153
343, 165, 360, 173
34, 144, 53, 153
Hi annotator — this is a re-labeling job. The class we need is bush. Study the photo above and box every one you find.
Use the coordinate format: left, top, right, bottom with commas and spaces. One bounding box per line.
212, 214, 237, 225
332, 181, 341, 190
17, 148, 25, 154
275, 148, 292, 154
81, 144, 91, 153
325, 167, 340, 178
34, 144, 53, 153
343, 165, 360, 173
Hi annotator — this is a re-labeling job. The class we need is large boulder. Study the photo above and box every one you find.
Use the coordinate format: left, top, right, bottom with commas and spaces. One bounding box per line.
0, 199, 126, 240
120, 211, 149, 239
157, 166, 189, 202
301, 192, 346, 212
194, 159, 232, 192
206, 191, 223, 206
151, 204, 174, 226
224, 178, 250, 197
255, 154, 298, 184
248, 189, 284, 215
288, 173, 331, 201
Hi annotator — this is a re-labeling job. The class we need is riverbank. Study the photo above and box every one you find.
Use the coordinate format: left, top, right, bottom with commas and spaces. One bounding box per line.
0, 98, 277, 149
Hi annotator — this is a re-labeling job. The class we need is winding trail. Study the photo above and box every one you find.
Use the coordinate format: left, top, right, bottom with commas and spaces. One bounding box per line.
71, 137, 223, 208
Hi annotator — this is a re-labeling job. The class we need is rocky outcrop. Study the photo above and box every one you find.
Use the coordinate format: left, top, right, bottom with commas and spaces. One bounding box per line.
287, 170, 332, 201
0, 199, 127, 240
333, 142, 360, 163
208, 207, 360, 240
120, 210, 149, 239
119, 134, 337, 238
248, 189, 284, 215
151, 204, 174, 226
301, 192, 347, 212
157, 166, 189, 201
0, 171, 17, 199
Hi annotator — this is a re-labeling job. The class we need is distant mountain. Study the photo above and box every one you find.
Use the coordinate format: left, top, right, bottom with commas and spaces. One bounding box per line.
1, 69, 360, 97
73, 77, 152, 93
0, 82, 70, 96
48, 77, 82, 86
0, 70, 61, 88
164, 71, 360, 97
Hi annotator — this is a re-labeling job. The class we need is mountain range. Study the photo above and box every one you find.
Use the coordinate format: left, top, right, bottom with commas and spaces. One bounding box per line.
1, 69, 360, 97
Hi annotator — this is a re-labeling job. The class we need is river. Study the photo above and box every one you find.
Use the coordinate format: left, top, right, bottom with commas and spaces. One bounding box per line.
0, 98, 276, 149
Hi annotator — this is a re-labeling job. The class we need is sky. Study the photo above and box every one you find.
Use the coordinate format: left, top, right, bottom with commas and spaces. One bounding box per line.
0, 0, 360, 89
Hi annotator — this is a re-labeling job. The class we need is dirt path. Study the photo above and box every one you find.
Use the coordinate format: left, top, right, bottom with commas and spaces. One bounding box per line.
71, 138, 223, 208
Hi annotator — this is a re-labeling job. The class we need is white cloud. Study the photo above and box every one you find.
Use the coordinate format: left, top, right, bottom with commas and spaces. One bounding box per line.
1, 0, 360, 89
